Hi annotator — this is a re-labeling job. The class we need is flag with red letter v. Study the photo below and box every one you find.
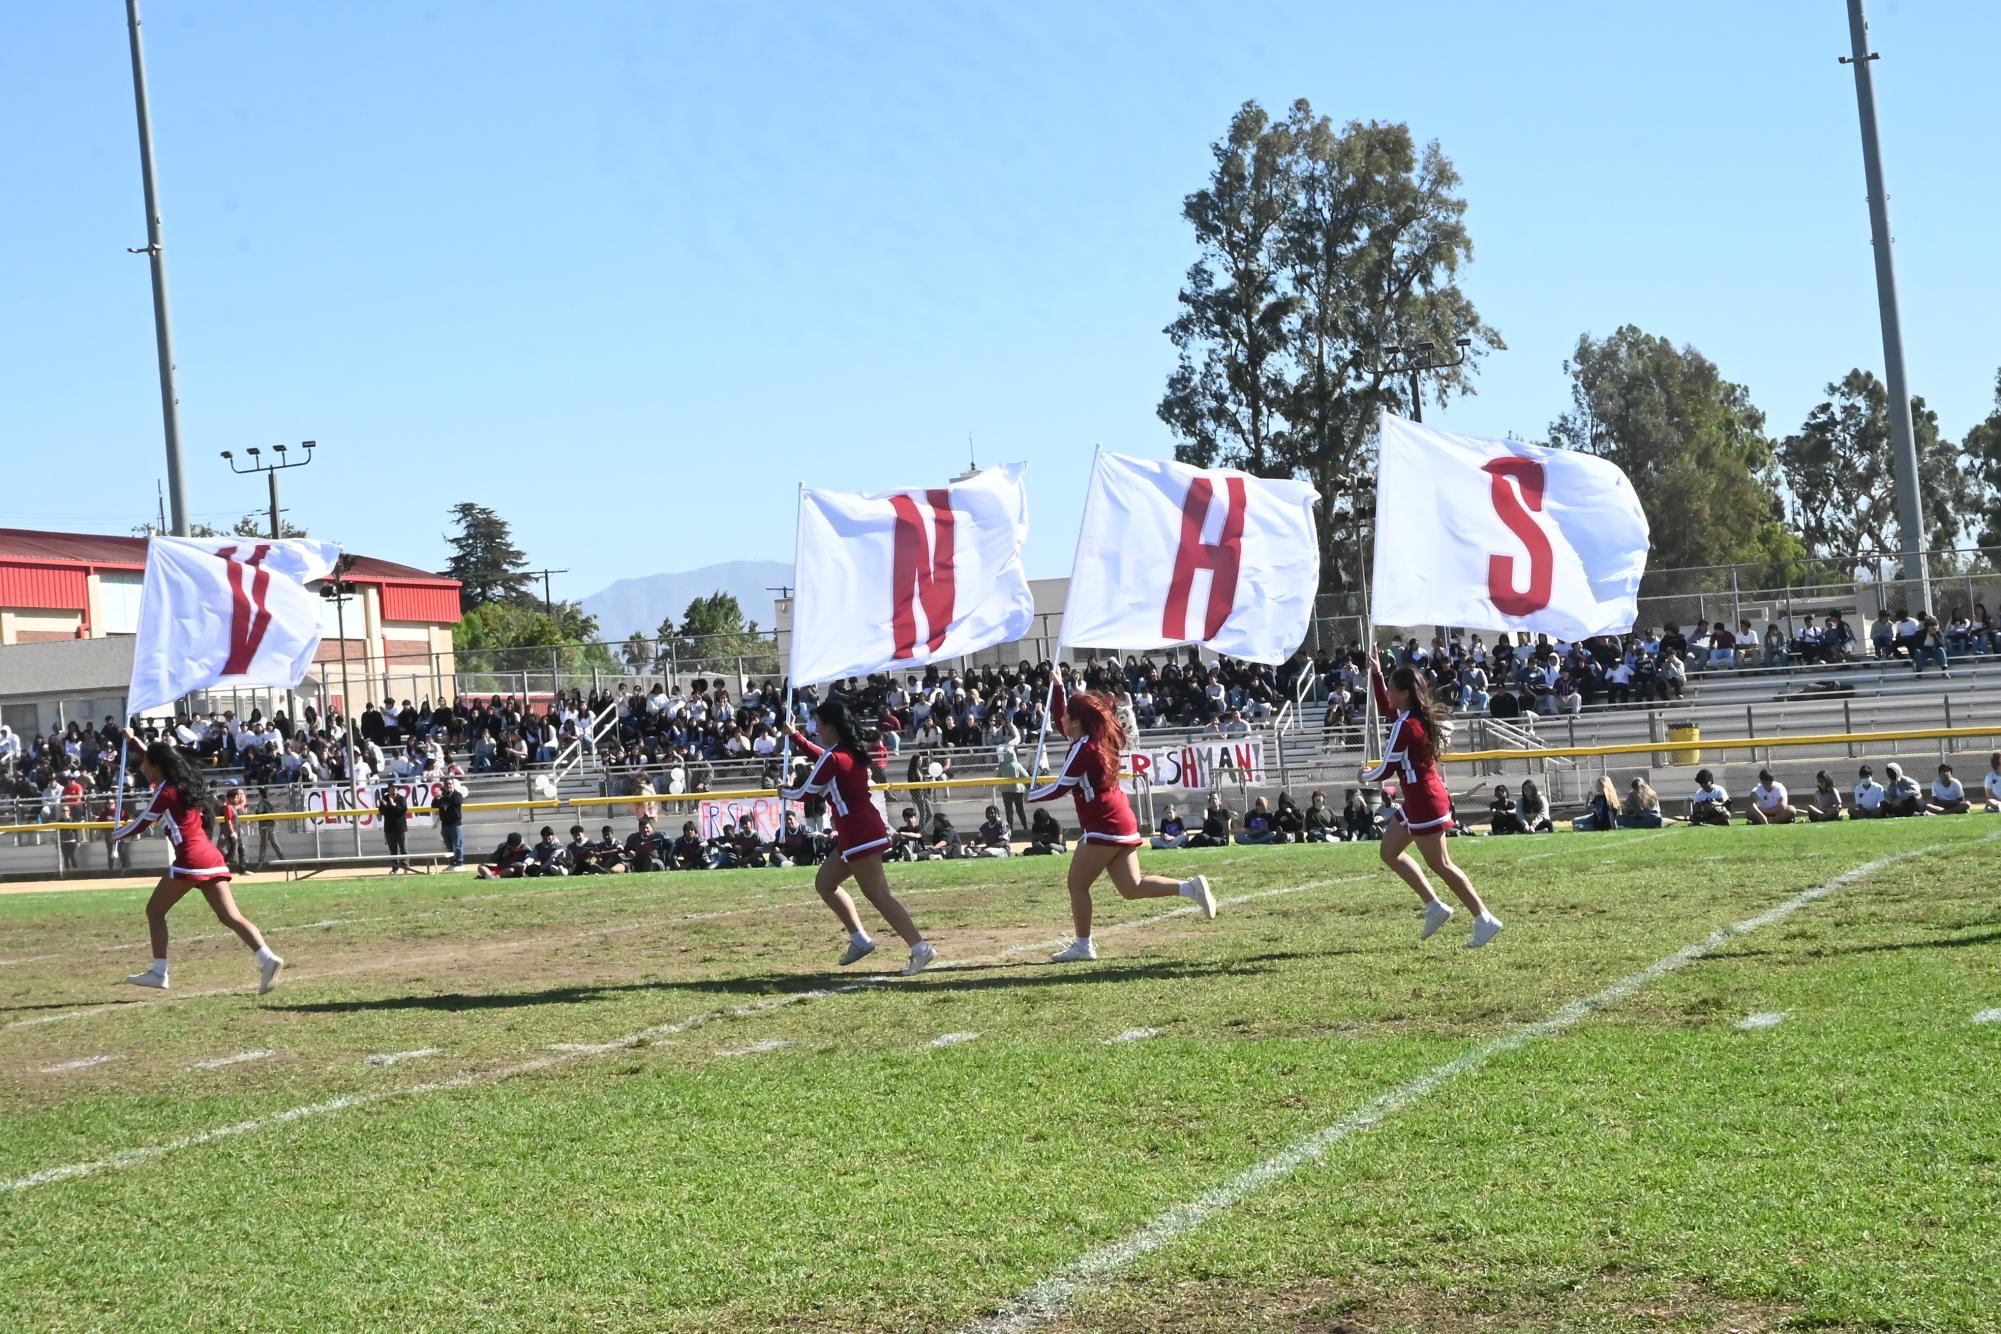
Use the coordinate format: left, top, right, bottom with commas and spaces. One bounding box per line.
790, 464, 1034, 686
1371, 411, 1650, 640
128, 537, 343, 715
1058, 451, 1320, 664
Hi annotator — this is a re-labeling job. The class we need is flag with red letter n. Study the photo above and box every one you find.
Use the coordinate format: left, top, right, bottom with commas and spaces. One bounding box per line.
128, 537, 344, 715
1058, 452, 1320, 664
790, 464, 1033, 686
1371, 411, 1650, 639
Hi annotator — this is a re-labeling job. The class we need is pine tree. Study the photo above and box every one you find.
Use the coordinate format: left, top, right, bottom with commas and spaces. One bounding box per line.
442, 503, 532, 609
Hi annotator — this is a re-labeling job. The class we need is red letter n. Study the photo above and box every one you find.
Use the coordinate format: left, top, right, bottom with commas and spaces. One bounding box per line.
1162, 476, 1246, 641
889, 491, 956, 659
1481, 458, 1555, 618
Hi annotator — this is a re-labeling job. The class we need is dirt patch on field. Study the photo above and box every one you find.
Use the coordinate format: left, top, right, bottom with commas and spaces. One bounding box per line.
1048, 1274, 1798, 1333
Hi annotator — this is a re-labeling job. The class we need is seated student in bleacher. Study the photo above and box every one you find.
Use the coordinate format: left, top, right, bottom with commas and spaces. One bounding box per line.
1488, 784, 1523, 835
1517, 779, 1554, 833
1985, 752, 2001, 813
974, 806, 1012, 857
1342, 788, 1379, 842
1689, 769, 1732, 826
1853, 765, 1887, 818
1706, 622, 1739, 671
1912, 615, 1950, 679
1152, 804, 1188, 850
672, 820, 708, 870
475, 831, 532, 880
1804, 771, 1846, 822
1746, 770, 1797, 825
1824, 612, 1856, 659
1870, 610, 1898, 659
1237, 797, 1278, 845
1619, 778, 1665, 829
1881, 763, 1927, 818
1303, 790, 1337, 842
1929, 764, 1971, 815
1576, 776, 1618, 832
1024, 806, 1067, 855
1186, 793, 1235, 848
1791, 618, 1824, 663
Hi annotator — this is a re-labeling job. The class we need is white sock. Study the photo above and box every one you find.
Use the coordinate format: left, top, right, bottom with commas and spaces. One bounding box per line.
849, 931, 872, 949
254, 945, 278, 965
1178, 879, 1196, 896
151, 957, 169, 977
1475, 911, 1500, 925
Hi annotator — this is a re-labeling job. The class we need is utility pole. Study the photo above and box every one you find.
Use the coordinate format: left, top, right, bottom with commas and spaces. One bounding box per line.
526, 567, 569, 698
1841, 0, 1930, 610
221, 441, 316, 538
124, 0, 190, 537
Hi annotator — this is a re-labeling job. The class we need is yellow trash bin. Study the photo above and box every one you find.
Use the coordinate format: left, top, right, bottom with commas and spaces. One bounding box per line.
1667, 723, 1700, 766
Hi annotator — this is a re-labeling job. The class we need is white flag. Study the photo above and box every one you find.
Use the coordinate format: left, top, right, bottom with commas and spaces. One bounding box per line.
790, 465, 1033, 686
128, 537, 344, 715
1372, 412, 1650, 640
1059, 451, 1320, 664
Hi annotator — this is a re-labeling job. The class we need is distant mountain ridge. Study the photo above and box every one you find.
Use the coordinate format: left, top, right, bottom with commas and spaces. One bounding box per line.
579, 560, 791, 640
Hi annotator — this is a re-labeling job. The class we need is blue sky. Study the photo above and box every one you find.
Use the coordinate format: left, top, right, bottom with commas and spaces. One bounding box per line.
4, 1, 1996, 631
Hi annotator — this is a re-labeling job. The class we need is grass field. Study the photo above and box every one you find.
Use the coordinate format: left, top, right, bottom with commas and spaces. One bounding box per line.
3, 820, 1999, 1332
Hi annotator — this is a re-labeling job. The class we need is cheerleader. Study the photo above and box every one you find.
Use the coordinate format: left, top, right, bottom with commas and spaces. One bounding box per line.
1029, 685, 1217, 963
1366, 647, 1502, 947
781, 699, 936, 975
110, 736, 285, 993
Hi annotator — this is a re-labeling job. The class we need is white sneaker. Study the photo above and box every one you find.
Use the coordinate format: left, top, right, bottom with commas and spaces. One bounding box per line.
1049, 938, 1098, 964
1183, 876, 1218, 921
1421, 900, 1455, 940
258, 954, 285, 995
901, 941, 937, 976
838, 938, 878, 967
126, 970, 167, 990
1467, 915, 1504, 950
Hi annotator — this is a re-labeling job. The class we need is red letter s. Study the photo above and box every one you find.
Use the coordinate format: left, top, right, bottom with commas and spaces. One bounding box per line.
1481, 458, 1553, 618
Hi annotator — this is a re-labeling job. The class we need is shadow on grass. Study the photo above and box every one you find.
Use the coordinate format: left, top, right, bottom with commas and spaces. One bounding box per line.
0, 998, 143, 1014
274, 952, 1325, 1015
1718, 927, 2001, 960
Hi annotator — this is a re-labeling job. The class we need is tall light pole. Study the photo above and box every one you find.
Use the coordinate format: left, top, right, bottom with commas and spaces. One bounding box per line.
220, 441, 316, 538
1381, 338, 1474, 423
124, 0, 190, 537
1840, 0, 1930, 610
319, 558, 365, 855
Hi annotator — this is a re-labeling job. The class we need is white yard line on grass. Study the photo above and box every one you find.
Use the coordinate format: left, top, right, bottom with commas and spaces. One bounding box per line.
929, 1032, 980, 1047
1974, 1009, 2001, 1025
38, 1055, 115, 1074
717, 1039, 790, 1057
1105, 1028, 1160, 1044
1735, 1011, 1787, 1030
191, 1050, 279, 1070
958, 833, 1992, 1334
365, 1048, 440, 1068
0, 876, 1349, 1193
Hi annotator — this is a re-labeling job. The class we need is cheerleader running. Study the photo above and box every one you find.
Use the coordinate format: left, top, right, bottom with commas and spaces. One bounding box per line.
781, 699, 936, 976
110, 736, 285, 993
1029, 685, 1217, 962
1366, 647, 1502, 947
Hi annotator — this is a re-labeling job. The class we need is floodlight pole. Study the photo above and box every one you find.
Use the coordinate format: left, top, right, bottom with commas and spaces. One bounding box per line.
124, 0, 190, 537
1841, 0, 1930, 609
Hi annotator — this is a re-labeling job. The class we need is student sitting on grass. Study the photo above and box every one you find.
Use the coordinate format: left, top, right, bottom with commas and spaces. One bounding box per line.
1186, 793, 1234, 848
1274, 793, 1306, 843
1152, 804, 1188, 850
918, 813, 963, 860
1517, 779, 1554, 834
1853, 766, 1887, 818
1488, 784, 1523, 835
1930, 764, 1971, 815
1689, 770, 1732, 826
1576, 776, 1618, 832
974, 806, 1012, 857
1303, 791, 1337, 842
1804, 771, 1845, 823
1746, 769, 1797, 825
1342, 788, 1379, 842
564, 825, 607, 875
475, 831, 531, 880
1619, 778, 1665, 829
672, 821, 707, 869
1237, 797, 1278, 845
1985, 752, 2001, 813
1024, 807, 1067, 856
1882, 763, 1927, 818
890, 807, 928, 862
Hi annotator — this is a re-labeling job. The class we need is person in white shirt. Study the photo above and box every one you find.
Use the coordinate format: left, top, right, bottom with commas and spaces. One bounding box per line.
1853, 765, 1887, 817
1690, 770, 1731, 826
1746, 769, 1796, 824
1929, 764, 1970, 815
1983, 751, 2001, 813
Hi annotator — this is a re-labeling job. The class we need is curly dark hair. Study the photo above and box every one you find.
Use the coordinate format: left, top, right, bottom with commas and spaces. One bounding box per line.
142, 740, 213, 818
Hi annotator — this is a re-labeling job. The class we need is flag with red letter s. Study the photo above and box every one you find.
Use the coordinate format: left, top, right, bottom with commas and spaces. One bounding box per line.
1058, 452, 1320, 664
790, 464, 1033, 686
128, 537, 344, 715
1371, 411, 1650, 640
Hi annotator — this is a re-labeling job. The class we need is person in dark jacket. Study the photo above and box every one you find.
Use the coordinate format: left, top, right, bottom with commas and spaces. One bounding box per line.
376, 784, 412, 872
435, 779, 465, 868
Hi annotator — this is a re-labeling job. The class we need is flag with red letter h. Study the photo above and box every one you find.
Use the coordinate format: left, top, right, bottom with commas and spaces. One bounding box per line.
1370, 412, 1650, 640
1058, 452, 1320, 664
790, 464, 1034, 686
128, 537, 344, 715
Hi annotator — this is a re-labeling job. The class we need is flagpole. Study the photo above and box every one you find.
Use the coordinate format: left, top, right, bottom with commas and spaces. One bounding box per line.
1357, 449, 1380, 772
779, 484, 802, 850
